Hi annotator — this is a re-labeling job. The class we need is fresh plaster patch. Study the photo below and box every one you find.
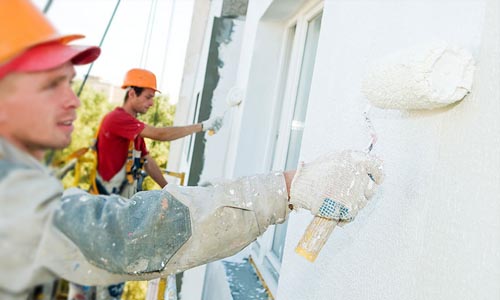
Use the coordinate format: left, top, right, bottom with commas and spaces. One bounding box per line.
362, 43, 475, 110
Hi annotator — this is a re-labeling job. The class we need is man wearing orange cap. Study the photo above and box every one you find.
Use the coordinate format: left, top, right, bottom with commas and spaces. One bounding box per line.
95, 68, 222, 197
0, 1, 384, 300
74, 69, 223, 299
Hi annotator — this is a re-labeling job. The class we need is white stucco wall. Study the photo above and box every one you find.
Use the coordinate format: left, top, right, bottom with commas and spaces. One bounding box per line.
277, 0, 500, 300
199, 18, 246, 184
174, 0, 499, 299
167, 0, 211, 174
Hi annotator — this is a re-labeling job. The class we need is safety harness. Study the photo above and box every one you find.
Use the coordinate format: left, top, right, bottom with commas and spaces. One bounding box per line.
122, 140, 147, 193
56, 122, 147, 195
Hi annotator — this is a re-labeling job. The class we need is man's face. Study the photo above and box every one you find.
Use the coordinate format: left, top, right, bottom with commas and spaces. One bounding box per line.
0, 62, 80, 159
132, 88, 156, 115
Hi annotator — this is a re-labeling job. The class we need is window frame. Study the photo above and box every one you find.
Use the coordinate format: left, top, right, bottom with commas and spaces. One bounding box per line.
250, 1, 324, 296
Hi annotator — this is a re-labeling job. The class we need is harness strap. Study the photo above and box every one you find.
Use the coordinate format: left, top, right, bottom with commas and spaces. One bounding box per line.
125, 141, 135, 184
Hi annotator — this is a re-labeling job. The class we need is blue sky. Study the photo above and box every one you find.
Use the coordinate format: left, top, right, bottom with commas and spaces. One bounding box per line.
32, 0, 194, 103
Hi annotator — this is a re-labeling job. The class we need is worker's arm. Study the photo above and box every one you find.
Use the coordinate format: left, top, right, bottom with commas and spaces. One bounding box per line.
36, 172, 289, 286
139, 115, 223, 142
46, 150, 382, 285
142, 154, 168, 188
1, 149, 381, 295
140, 123, 202, 141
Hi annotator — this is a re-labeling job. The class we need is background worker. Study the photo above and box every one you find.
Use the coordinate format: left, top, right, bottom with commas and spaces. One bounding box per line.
72, 69, 223, 299
95, 68, 223, 197
0, 1, 384, 300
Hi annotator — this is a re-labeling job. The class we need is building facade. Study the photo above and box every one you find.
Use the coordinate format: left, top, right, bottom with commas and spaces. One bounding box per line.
167, 0, 500, 299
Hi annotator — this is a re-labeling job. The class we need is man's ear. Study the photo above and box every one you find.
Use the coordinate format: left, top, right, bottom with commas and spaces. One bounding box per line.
128, 88, 136, 98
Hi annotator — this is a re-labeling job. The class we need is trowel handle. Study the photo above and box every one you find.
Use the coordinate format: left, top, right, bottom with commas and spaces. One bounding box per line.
295, 216, 338, 262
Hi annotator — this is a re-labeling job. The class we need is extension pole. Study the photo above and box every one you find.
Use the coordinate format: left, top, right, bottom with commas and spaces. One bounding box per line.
43, 0, 54, 13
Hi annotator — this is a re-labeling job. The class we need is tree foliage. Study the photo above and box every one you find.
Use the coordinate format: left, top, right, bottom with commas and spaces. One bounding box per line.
137, 94, 176, 191
122, 281, 149, 300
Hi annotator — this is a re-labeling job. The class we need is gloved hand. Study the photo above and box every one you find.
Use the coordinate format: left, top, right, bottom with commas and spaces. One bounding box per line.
201, 115, 224, 133
289, 150, 384, 222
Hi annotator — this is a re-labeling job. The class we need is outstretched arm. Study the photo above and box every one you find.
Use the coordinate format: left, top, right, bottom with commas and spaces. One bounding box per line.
45, 172, 290, 286
46, 150, 382, 285
4, 150, 381, 293
139, 115, 224, 142
140, 123, 202, 141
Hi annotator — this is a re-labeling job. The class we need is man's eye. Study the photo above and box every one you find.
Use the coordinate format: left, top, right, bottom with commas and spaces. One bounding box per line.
44, 78, 65, 89
46, 81, 60, 89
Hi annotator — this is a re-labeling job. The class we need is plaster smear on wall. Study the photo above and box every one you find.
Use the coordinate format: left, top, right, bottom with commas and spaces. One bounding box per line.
362, 43, 475, 110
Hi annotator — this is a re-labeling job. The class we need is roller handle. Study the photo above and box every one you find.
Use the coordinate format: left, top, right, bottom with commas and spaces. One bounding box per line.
295, 172, 376, 262
295, 216, 339, 262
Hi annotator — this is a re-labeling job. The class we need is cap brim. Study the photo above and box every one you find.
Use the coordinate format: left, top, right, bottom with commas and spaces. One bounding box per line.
0, 41, 101, 79
55, 34, 86, 45
121, 84, 161, 94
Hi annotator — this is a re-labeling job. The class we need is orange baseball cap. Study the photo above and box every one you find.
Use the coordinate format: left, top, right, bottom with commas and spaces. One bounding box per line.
0, 0, 101, 79
0, 41, 101, 79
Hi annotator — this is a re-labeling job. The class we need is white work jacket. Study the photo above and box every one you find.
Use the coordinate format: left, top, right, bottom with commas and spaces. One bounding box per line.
0, 138, 289, 300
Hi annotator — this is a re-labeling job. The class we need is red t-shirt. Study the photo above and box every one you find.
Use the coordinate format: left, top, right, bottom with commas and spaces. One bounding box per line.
97, 107, 149, 181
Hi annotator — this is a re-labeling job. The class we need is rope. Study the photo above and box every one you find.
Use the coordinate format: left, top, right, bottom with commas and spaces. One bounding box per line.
77, 0, 122, 97
159, 0, 177, 88
43, 0, 54, 13
140, 0, 159, 68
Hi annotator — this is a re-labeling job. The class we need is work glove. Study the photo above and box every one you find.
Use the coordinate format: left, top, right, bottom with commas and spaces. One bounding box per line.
289, 150, 384, 222
201, 115, 224, 133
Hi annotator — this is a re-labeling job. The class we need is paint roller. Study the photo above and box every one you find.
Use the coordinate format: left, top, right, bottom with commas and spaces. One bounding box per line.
295, 42, 475, 262
207, 86, 244, 135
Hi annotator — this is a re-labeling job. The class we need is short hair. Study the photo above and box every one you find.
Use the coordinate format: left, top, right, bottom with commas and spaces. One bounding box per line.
124, 86, 144, 102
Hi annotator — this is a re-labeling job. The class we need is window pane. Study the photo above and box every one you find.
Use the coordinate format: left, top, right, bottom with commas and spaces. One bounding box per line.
272, 12, 323, 263
284, 12, 323, 169
271, 219, 288, 263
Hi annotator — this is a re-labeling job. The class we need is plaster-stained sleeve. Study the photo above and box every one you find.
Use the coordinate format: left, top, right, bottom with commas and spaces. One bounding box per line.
362, 43, 475, 110
0, 139, 289, 294
161, 172, 290, 274
37, 172, 288, 286
53, 190, 192, 275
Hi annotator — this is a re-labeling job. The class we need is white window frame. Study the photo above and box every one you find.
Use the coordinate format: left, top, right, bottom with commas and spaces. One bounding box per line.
251, 1, 324, 296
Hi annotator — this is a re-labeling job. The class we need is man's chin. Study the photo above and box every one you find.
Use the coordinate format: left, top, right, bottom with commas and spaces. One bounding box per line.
54, 137, 72, 149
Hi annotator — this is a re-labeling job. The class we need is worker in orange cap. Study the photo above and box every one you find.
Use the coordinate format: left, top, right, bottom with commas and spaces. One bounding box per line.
0, 1, 384, 300
70, 68, 223, 299
95, 68, 222, 198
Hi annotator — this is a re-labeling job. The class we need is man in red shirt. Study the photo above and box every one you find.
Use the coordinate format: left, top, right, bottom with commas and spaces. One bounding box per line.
96, 68, 222, 196
70, 68, 223, 299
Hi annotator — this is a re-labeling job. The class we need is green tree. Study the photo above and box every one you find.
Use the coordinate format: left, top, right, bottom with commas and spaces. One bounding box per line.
137, 94, 176, 191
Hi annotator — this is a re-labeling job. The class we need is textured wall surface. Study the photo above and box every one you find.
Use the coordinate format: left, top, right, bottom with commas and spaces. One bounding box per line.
221, 0, 249, 17
277, 0, 500, 299
197, 17, 246, 185
188, 17, 244, 186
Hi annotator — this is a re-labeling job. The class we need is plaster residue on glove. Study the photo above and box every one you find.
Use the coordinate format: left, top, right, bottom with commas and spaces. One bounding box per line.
362, 42, 475, 110
289, 150, 383, 221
